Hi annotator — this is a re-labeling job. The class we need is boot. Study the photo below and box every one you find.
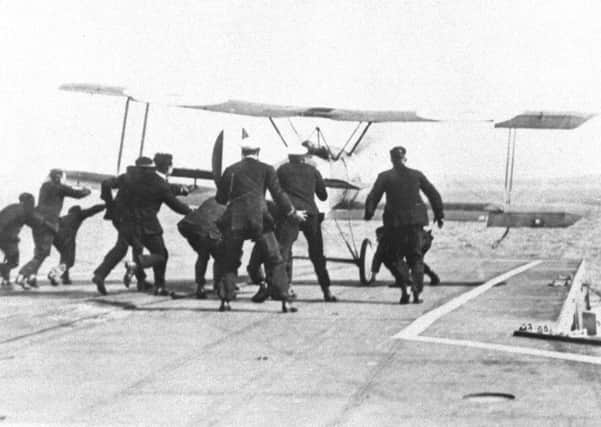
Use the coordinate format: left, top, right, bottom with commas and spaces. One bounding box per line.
428, 271, 440, 286
323, 288, 337, 302
154, 284, 169, 296
123, 261, 137, 288
412, 292, 423, 304
92, 275, 107, 295
15, 275, 30, 290
219, 299, 231, 311
251, 281, 270, 303
61, 270, 72, 285
399, 291, 410, 305
195, 283, 207, 299
281, 300, 298, 313
27, 275, 38, 288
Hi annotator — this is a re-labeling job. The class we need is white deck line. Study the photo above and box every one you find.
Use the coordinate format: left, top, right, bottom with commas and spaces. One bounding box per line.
393, 260, 542, 339
409, 335, 601, 365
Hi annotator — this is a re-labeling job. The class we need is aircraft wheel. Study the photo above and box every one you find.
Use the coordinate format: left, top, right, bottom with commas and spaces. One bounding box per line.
359, 238, 376, 285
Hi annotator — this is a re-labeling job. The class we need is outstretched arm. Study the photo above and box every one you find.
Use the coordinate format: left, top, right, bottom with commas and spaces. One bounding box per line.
162, 187, 192, 216
80, 204, 106, 220
59, 184, 91, 199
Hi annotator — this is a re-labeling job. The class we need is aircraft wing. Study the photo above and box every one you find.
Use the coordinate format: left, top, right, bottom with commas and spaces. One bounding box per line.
59, 83, 438, 122
181, 100, 437, 123
494, 111, 596, 129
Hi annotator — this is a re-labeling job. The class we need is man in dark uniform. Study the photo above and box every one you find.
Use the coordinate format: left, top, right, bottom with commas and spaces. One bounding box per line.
215, 134, 305, 312
364, 146, 444, 304
47, 203, 105, 285
177, 196, 225, 299
102, 164, 152, 291
122, 153, 190, 288
16, 169, 91, 288
253, 143, 336, 302
0, 193, 52, 288
93, 157, 191, 295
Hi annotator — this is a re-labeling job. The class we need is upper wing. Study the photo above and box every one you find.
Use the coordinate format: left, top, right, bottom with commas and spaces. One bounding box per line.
494, 111, 596, 129
59, 83, 437, 123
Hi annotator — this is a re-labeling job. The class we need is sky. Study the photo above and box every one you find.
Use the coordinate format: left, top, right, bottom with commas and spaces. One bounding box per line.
2, 0, 601, 203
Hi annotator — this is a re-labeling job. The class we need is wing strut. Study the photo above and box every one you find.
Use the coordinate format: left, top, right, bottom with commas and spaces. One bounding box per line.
495, 127, 517, 248
116, 97, 132, 174
346, 121, 373, 157
268, 117, 289, 147
139, 102, 150, 156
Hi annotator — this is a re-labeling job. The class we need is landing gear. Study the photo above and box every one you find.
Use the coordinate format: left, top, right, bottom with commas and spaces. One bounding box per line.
358, 238, 376, 285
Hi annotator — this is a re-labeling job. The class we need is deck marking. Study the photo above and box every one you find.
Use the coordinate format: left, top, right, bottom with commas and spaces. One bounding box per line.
394, 259, 601, 365
409, 335, 601, 365
393, 260, 542, 339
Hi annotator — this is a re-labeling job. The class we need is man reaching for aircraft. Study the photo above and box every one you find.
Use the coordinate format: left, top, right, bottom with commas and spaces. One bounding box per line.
364, 146, 444, 304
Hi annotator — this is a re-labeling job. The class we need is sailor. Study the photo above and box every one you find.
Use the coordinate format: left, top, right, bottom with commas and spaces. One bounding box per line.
364, 146, 444, 304
93, 156, 191, 295
177, 196, 226, 299
122, 152, 191, 288
47, 203, 106, 285
101, 164, 152, 291
0, 193, 53, 288
253, 142, 335, 302
215, 131, 306, 312
16, 169, 91, 288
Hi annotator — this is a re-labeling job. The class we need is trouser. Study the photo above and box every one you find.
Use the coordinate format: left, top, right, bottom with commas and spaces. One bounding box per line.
388, 225, 425, 295
179, 226, 224, 287
221, 230, 289, 302
53, 237, 75, 269
94, 223, 165, 284
140, 233, 168, 287
247, 243, 293, 285
19, 225, 54, 277
276, 214, 330, 294
0, 240, 19, 280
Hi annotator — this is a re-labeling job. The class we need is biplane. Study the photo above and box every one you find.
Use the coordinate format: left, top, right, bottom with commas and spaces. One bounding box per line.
58, 83, 597, 283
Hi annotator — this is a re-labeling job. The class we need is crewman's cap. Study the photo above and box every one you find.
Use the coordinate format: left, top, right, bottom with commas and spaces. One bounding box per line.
135, 156, 155, 168
153, 153, 173, 168
389, 146, 407, 160
287, 142, 308, 156
239, 128, 260, 154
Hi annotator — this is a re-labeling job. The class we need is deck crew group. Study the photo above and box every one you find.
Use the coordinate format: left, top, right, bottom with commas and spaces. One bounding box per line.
0, 135, 444, 312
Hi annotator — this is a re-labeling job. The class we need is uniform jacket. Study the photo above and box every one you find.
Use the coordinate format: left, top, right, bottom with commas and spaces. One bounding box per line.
37, 181, 89, 221
178, 197, 225, 241
55, 204, 105, 246
0, 204, 44, 242
277, 160, 327, 214
365, 164, 443, 227
103, 167, 191, 235
216, 157, 293, 238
